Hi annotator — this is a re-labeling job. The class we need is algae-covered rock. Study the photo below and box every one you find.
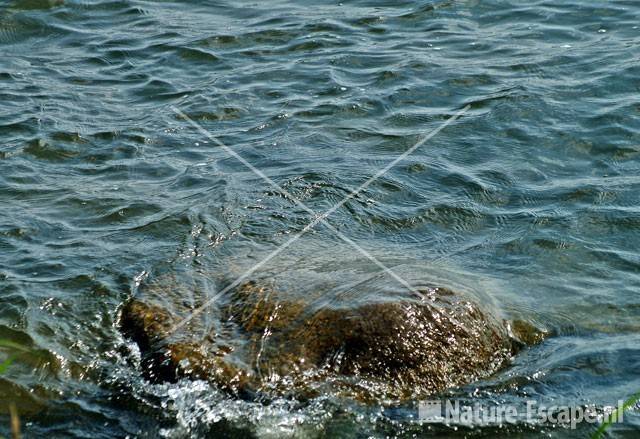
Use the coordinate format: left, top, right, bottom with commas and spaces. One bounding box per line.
120, 278, 544, 401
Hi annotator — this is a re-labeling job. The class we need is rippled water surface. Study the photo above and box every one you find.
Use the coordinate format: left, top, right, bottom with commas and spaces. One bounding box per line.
1, 0, 640, 437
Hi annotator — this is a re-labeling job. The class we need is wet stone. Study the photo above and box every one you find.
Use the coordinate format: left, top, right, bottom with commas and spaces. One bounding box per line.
120, 280, 545, 402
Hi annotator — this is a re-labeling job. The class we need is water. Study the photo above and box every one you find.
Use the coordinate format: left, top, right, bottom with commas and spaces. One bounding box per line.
1, 0, 639, 436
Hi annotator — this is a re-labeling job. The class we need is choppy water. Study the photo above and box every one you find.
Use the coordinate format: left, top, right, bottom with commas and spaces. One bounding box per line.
1, 0, 640, 437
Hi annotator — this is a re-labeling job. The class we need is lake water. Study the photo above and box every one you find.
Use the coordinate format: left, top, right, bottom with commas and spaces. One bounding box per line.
1, 0, 639, 437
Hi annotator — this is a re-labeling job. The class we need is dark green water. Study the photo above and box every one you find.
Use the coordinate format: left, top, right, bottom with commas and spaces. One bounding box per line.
1, 0, 639, 437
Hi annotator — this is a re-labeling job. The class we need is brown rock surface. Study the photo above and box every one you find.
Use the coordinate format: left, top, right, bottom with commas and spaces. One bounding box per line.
120, 280, 543, 401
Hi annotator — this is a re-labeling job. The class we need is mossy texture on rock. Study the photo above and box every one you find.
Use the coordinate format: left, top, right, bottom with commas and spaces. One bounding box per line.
120, 280, 540, 401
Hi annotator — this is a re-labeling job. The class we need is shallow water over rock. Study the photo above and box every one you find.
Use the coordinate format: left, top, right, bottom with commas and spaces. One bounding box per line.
119, 256, 545, 404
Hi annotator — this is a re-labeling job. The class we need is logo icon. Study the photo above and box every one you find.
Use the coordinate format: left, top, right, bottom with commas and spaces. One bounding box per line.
419, 400, 444, 423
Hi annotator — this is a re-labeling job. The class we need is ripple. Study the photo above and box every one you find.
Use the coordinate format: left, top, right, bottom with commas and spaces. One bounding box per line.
23, 138, 79, 162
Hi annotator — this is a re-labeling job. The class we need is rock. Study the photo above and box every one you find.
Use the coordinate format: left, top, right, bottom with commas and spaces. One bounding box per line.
120, 279, 544, 402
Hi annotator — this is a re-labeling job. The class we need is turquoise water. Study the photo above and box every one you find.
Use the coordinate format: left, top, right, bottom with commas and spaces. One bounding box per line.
1, 0, 640, 437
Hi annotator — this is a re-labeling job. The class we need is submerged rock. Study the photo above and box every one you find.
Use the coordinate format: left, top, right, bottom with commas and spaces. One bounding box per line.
120, 279, 543, 401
